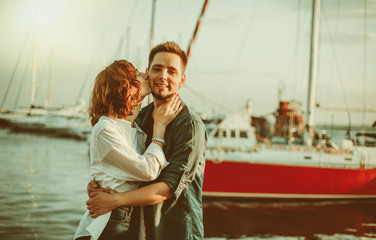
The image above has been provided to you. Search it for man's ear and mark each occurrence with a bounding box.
[179,74,186,87]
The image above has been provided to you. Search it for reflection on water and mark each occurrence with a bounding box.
[203,199,376,239]
[0,129,91,240]
[0,128,375,240]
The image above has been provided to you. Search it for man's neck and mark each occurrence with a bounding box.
[153,98,165,108]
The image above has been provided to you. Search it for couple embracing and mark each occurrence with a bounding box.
[74,42,207,240]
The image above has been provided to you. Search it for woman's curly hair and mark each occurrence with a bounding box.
[88,60,142,126]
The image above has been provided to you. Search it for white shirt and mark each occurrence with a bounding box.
[74,116,168,240]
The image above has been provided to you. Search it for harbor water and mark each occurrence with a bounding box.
[0,128,376,240]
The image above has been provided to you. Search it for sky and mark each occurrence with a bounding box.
[0,0,375,126]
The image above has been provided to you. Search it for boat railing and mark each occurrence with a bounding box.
[254,143,353,155]
[206,143,376,169]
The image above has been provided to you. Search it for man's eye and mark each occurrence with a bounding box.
[169,70,176,74]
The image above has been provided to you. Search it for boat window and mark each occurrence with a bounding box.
[213,130,219,138]
[231,130,236,138]
[240,131,248,138]
[223,130,227,137]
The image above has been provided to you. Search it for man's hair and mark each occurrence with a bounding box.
[88,60,141,126]
[148,41,188,73]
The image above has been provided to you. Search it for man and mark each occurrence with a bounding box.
[87,41,207,240]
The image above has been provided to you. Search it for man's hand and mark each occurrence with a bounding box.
[86,191,119,218]
[87,179,110,198]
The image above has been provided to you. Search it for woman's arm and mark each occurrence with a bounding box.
[86,182,173,218]
[95,94,183,182]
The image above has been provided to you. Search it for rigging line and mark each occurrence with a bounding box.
[76,49,99,105]
[111,35,125,61]
[183,85,217,111]
[325,0,341,116]
[34,54,50,102]
[184,1,205,96]
[188,48,202,91]
[233,4,259,69]
[121,0,140,59]
[14,52,33,109]
[127,0,140,27]
[183,84,231,113]
[323,0,341,126]
[124,27,131,60]
[295,0,316,103]
[184,0,210,109]
[187,0,209,61]
[292,0,302,100]
[1,20,33,109]
[178,0,189,45]
[282,0,310,96]
[321,1,351,128]
[225,3,258,111]
[75,27,105,105]
[361,0,367,132]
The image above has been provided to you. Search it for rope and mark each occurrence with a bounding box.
[1,20,33,109]
[322,1,351,134]
[187,0,209,61]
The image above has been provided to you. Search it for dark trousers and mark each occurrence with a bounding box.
[98,206,139,240]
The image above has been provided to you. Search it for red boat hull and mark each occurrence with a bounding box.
[203,160,376,199]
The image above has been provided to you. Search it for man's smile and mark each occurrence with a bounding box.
[155,83,169,90]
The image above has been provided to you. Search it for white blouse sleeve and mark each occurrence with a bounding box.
[95,124,168,182]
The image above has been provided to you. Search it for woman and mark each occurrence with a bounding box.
[74,60,182,240]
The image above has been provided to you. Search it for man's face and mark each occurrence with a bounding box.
[147,52,186,100]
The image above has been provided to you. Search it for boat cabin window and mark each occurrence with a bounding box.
[213,130,226,138]
[213,130,219,138]
[231,130,236,138]
[240,131,248,138]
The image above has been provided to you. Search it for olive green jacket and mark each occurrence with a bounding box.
[135,102,207,240]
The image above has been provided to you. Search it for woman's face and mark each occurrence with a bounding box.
[136,70,151,98]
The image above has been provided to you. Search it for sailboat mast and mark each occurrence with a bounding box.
[149,0,156,52]
[361,0,367,145]
[305,0,321,146]
[47,50,53,109]
[31,13,39,109]
[187,0,209,61]
[147,0,156,104]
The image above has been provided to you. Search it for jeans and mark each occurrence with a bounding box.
[98,206,136,240]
